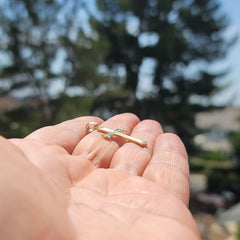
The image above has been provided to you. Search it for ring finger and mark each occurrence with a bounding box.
[110,120,163,175]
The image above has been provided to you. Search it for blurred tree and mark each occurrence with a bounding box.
[90,0,232,153]
[0,0,62,99]
[0,95,94,138]
[0,0,234,149]
[0,0,112,129]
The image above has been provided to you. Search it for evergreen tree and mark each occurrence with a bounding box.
[90,0,232,153]
[0,0,62,99]
[0,0,110,126]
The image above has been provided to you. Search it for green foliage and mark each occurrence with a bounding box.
[228,113,240,163]
[237,224,240,240]
[205,168,240,191]
[229,131,240,161]
[190,157,240,191]
[51,95,93,123]
[198,150,226,162]
[190,157,234,172]
[0,107,43,138]
[0,95,94,138]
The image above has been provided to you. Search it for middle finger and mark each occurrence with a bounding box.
[72,113,140,168]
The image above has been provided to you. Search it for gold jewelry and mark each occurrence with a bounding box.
[86,122,147,147]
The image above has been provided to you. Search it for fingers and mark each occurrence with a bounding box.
[143,133,190,206]
[25,116,103,153]
[72,113,140,168]
[15,112,190,207]
[110,120,163,175]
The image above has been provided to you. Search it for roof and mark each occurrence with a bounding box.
[195,106,240,132]
[0,97,20,114]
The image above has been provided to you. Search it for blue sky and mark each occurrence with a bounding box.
[213,0,240,107]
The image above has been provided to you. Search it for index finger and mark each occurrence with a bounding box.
[24,116,103,153]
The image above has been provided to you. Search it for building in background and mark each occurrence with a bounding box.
[194,106,240,155]
[0,97,20,114]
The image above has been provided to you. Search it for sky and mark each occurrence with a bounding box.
[213,0,240,107]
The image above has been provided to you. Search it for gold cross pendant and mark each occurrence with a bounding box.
[86,122,147,147]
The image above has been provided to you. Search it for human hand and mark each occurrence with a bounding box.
[0,113,200,239]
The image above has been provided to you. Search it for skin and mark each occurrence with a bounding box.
[0,113,201,240]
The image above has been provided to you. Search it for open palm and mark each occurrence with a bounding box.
[1,113,200,239]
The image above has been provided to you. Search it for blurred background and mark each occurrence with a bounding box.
[0,0,239,239]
